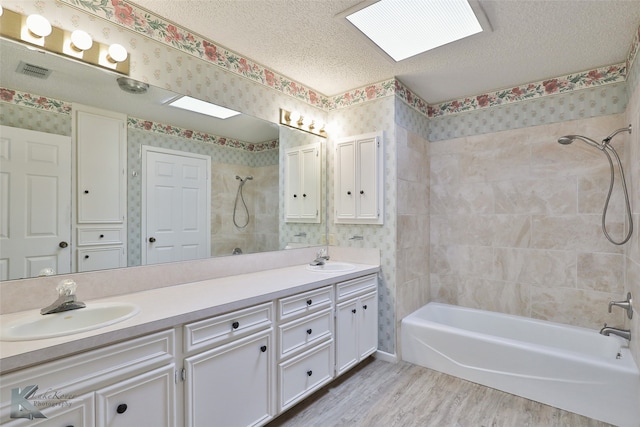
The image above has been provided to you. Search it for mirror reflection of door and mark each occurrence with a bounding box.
[142,146,211,265]
[0,125,71,279]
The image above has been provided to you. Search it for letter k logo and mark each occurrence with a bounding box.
[10,385,46,419]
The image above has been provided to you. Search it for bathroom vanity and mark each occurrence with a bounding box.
[0,260,379,426]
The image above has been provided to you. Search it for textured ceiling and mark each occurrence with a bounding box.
[131,0,640,104]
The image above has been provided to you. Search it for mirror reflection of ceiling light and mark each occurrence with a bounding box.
[168,96,241,119]
[344,0,488,62]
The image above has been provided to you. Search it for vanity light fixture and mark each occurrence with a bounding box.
[0,6,130,75]
[168,96,241,119]
[26,14,52,38]
[70,30,93,52]
[107,43,128,63]
[280,109,327,138]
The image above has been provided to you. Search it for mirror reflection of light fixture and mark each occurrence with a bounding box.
[279,108,327,138]
[26,14,52,38]
[70,30,93,51]
[107,43,128,63]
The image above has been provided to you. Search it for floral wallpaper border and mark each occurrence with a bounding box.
[0,87,277,152]
[0,87,72,115]
[37,2,640,118]
[128,117,278,152]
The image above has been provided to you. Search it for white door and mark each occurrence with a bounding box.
[142,147,210,265]
[0,126,71,280]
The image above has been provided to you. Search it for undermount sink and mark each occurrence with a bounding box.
[0,302,140,341]
[306,262,356,273]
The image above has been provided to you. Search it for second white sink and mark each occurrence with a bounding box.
[306,262,356,273]
[0,302,140,341]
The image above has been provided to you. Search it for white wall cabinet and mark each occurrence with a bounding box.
[284,143,321,223]
[335,275,379,376]
[334,131,384,224]
[73,104,127,272]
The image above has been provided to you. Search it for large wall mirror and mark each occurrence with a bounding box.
[0,37,326,280]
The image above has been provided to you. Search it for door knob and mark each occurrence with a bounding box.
[59,241,68,248]
[149,237,156,243]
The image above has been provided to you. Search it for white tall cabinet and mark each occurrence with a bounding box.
[334,131,383,224]
[284,143,321,223]
[73,104,127,272]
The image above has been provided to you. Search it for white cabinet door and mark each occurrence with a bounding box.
[284,144,320,223]
[77,246,125,272]
[334,140,356,221]
[184,330,274,427]
[0,126,72,279]
[75,108,126,224]
[358,291,378,359]
[334,132,383,224]
[95,365,176,427]
[335,299,358,375]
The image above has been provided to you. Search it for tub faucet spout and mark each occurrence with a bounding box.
[600,324,631,341]
[608,292,633,319]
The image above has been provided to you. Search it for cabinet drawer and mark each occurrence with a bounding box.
[279,339,334,411]
[278,286,333,321]
[279,307,333,359]
[336,274,377,302]
[184,302,273,353]
[77,228,123,245]
[77,247,124,272]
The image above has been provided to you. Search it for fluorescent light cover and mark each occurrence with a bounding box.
[346,0,483,62]
[168,96,241,119]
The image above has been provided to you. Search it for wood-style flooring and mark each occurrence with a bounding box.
[266,358,613,427]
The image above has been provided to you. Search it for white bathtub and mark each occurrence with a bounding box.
[401,303,640,427]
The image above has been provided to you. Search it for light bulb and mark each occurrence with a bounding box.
[26,14,52,38]
[107,43,127,63]
[71,30,93,51]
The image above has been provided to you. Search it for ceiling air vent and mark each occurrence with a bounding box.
[16,61,52,79]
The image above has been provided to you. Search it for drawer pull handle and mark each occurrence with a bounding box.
[306,370,313,377]
[116,403,128,414]
[360,190,365,195]
[232,321,240,329]
[306,299,312,306]
[306,328,312,335]
[84,190,89,194]
[260,345,267,352]
[363,305,368,310]
[84,255,90,259]
[352,309,357,314]
[99,234,104,238]
[347,191,351,195]
[293,194,297,198]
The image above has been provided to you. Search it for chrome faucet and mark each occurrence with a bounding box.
[600,324,631,341]
[608,292,633,319]
[309,248,330,266]
[41,279,86,315]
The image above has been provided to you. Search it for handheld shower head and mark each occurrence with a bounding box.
[557,135,603,149]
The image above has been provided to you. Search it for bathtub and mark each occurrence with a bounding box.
[401,303,640,427]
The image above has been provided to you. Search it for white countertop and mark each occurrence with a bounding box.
[0,262,379,374]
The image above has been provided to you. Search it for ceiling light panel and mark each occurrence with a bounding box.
[346,0,483,62]
[168,96,241,119]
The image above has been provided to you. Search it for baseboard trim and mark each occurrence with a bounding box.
[373,350,398,363]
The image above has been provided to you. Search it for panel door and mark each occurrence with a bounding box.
[2,391,95,427]
[284,149,301,220]
[0,125,71,280]
[184,330,274,427]
[334,141,356,221]
[143,147,210,265]
[356,136,379,221]
[335,299,358,376]
[76,109,125,224]
[299,145,319,221]
[358,291,378,359]
[95,365,175,427]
